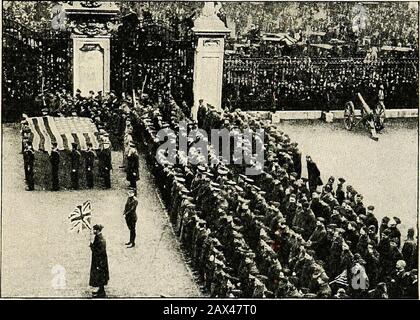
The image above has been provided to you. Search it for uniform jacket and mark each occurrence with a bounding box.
[24,149,35,172]
[50,149,60,169]
[71,149,81,171]
[124,196,138,224]
[98,148,112,172]
[126,151,140,181]
[85,149,96,170]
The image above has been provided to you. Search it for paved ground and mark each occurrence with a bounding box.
[278,118,418,237]
[1,124,201,298]
[1,119,417,297]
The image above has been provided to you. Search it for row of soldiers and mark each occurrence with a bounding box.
[21,88,145,191]
[129,92,417,298]
[21,120,112,191]
[22,140,112,191]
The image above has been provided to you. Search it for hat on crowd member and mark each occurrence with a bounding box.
[317,217,325,224]
[368,225,376,233]
[391,217,401,225]
[93,224,104,231]
[197,165,206,172]
[71,142,78,148]
[381,216,390,223]
[217,167,229,176]
[175,176,186,183]
[367,205,375,211]
[338,177,346,184]
[396,260,407,270]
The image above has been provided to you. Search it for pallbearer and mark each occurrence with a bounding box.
[71,142,81,190]
[23,142,35,191]
[85,142,96,189]
[50,142,60,191]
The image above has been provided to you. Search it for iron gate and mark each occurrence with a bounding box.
[111,14,195,106]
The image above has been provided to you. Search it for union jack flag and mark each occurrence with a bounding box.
[68,200,92,233]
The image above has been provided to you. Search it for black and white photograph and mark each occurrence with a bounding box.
[0,0,419,302]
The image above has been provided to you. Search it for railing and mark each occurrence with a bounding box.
[110,17,195,107]
[223,56,419,111]
[2,18,72,122]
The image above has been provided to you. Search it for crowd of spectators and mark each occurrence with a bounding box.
[223,57,418,111]
[127,91,418,298]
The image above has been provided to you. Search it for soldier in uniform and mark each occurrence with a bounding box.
[306,155,322,192]
[70,142,81,190]
[336,177,346,205]
[23,142,35,191]
[126,142,140,191]
[50,142,60,191]
[85,142,96,189]
[123,189,138,248]
[99,141,112,189]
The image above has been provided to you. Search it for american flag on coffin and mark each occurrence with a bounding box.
[69,200,92,233]
[25,116,100,152]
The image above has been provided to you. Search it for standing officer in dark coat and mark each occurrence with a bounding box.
[126,143,139,191]
[50,142,60,191]
[89,224,109,298]
[70,142,81,189]
[85,142,96,189]
[306,155,322,192]
[98,141,112,189]
[123,189,138,248]
[23,142,35,191]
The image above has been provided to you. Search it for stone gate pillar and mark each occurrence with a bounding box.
[192,2,230,120]
[63,1,119,96]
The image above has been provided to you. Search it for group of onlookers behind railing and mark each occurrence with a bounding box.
[223,57,418,111]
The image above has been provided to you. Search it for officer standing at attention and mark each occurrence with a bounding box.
[123,188,138,248]
[85,142,96,189]
[71,142,81,189]
[23,142,35,191]
[126,142,139,191]
[50,142,60,191]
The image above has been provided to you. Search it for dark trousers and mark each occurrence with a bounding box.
[24,166,28,181]
[126,221,136,244]
[52,168,59,191]
[26,169,34,190]
[129,177,137,190]
[86,169,93,189]
[102,170,111,189]
[71,170,79,189]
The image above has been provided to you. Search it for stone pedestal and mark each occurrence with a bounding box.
[73,37,111,96]
[192,3,230,120]
[63,1,119,96]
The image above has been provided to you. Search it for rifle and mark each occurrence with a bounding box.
[41,76,46,107]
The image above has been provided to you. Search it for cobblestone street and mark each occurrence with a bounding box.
[1,124,202,298]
